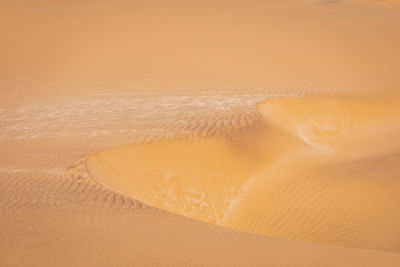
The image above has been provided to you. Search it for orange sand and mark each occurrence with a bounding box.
[1,0,400,266]
[87,96,400,251]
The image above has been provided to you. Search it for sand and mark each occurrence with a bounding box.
[87,96,400,252]
[1,0,400,266]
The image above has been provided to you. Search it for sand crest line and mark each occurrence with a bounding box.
[1,94,301,141]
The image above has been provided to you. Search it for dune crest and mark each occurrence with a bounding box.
[257,97,400,149]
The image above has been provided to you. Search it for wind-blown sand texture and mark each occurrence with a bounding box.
[87,96,400,251]
[1,0,400,266]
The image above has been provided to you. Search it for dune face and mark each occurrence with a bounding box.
[86,119,304,224]
[221,97,400,251]
[87,96,400,251]
[2,0,400,266]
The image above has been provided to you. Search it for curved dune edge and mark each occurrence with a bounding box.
[86,95,400,252]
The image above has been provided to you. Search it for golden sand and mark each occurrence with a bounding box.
[1,0,400,266]
[87,96,400,251]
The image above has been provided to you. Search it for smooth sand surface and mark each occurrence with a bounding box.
[1,0,400,266]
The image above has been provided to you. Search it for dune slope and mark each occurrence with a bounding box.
[87,96,400,252]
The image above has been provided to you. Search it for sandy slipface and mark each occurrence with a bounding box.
[1,0,400,266]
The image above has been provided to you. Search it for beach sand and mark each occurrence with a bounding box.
[1,0,400,266]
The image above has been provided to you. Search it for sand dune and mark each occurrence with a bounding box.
[4,94,400,266]
[2,0,400,265]
[1,94,400,267]
[87,96,400,252]
[223,97,400,251]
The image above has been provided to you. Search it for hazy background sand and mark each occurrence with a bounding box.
[1,0,400,266]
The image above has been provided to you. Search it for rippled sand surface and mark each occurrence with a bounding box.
[88,96,400,251]
[2,0,400,266]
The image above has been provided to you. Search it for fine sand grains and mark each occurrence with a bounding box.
[2,0,400,265]
[2,94,400,266]
[87,96,400,252]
